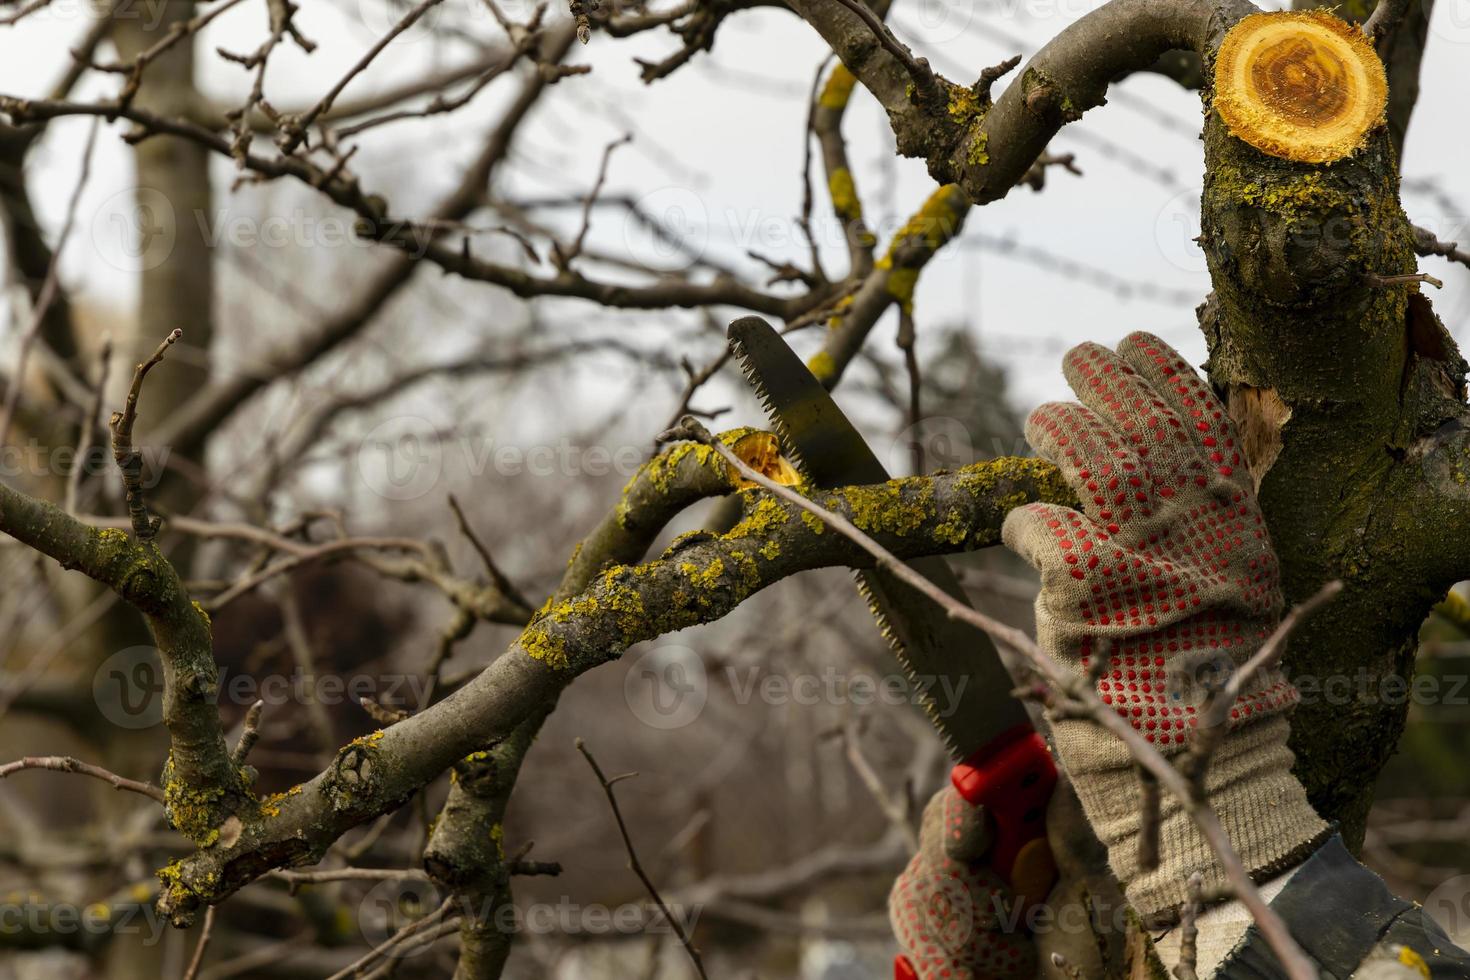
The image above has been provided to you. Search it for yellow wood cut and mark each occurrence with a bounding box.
[1213,10,1387,164]
[727,430,799,489]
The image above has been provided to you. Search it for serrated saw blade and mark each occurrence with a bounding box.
[727,316,1029,760]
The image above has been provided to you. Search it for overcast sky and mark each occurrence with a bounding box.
[2,0,1466,412]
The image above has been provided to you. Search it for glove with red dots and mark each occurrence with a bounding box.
[1001,333,1329,924]
[889,785,1037,980]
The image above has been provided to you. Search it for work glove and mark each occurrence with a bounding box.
[1001,332,1329,922]
[889,785,1037,980]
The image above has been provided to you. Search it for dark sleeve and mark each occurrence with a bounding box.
[1219,835,1470,979]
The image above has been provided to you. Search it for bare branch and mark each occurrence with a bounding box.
[109,328,182,542]
[578,738,709,980]
[0,755,166,803]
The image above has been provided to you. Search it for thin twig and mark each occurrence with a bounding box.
[277,0,448,153]
[555,132,633,269]
[1138,766,1161,872]
[272,867,431,888]
[0,0,59,27]
[231,700,266,766]
[1366,270,1443,289]
[843,720,919,850]
[895,308,923,473]
[447,493,532,610]
[109,328,182,541]
[65,336,112,515]
[181,906,217,980]
[1412,224,1470,271]
[322,896,456,980]
[577,738,709,980]
[1183,582,1343,794]
[827,0,937,100]
[1174,872,1203,980]
[0,755,166,803]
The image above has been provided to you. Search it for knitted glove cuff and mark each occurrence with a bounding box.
[1055,713,1330,924]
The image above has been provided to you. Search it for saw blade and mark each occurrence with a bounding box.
[727,316,1030,760]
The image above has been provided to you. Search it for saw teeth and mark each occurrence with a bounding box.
[853,571,963,759]
[733,331,957,756]
[730,336,810,476]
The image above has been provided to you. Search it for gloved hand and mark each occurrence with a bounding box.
[1001,333,1329,922]
[889,785,1036,980]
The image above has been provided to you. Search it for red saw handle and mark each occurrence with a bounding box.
[951,723,1056,886]
[893,726,1057,980]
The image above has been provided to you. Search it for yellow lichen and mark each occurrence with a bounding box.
[828,168,861,221]
[161,751,231,846]
[521,566,651,669]
[874,185,968,314]
[946,84,982,124]
[967,130,990,167]
[1236,169,1343,214]
[883,185,967,257]
[839,480,935,536]
[97,527,130,548]
[826,293,854,330]
[818,64,857,109]
[348,730,385,749]
[615,442,721,528]
[259,792,285,818]
[807,351,836,382]
[727,494,793,539]
[886,268,920,313]
[681,557,725,590]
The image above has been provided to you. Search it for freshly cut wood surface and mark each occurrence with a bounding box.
[1214,10,1387,164]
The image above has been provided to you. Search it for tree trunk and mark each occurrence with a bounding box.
[1197,22,1468,845]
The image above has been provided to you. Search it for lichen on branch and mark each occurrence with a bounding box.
[147,454,1074,923]
[0,479,246,846]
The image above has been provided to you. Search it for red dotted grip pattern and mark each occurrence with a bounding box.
[1011,334,1293,747]
[950,724,1056,884]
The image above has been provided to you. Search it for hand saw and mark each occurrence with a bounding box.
[727,315,1057,904]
